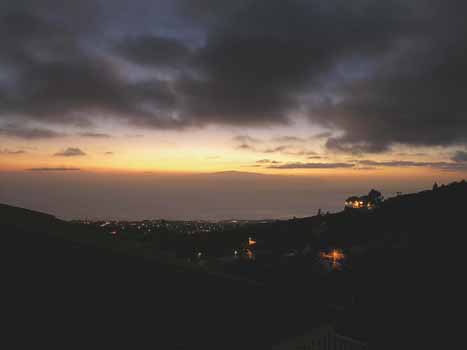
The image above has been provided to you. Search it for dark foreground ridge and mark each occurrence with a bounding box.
[3,180,464,349]
[2,204,323,349]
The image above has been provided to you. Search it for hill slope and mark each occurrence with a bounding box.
[1,204,322,349]
[3,180,462,349]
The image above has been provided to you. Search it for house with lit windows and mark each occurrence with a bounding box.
[345,189,383,211]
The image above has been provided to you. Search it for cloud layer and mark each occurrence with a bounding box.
[1,0,466,154]
[0,125,65,139]
[27,167,81,171]
[269,162,355,169]
[54,147,86,157]
[0,148,26,155]
[452,151,467,163]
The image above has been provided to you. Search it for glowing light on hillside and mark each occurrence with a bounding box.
[320,249,345,262]
[245,248,255,261]
[320,249,345,270]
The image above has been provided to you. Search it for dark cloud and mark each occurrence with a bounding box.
[171,0,413,128]
[314,1,467,152]
[269,162,354,169]
[359,160,434,167]
[0,125,65,139]
[27,167,81,171]
[236,143,256,151]
[54,147,87,157]
[233,135,262,144]
[313,131,333,139]
[3,55,178,128]
[177,0,467,149]
[269,159,467,171]
[452,151,467,163]
[395,152,427,157]
[272,136,306,143]
[104,151,114,156]
[325,138,389,154]
[0,1,101,31]
[0,148,26,155]
[100,0,415,129]
[176,0,250,25]
[0,9,179,129]
[284,149,318,157]
[1,0,466,152]
[116,35,193,68]
[358,159,467,171]
[233,135,263,152]
[256,159,281,164]
[242,164,263,168]
[234,136,318,156]
[263,146,317,156]
[263,146,289,154]
[78,132,112,138]
[0,11,79,66]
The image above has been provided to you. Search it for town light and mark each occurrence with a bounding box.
[320,249,345,263]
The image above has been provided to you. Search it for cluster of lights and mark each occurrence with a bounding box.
[344,200,365,209]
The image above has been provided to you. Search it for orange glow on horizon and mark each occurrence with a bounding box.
[1,127,466,178]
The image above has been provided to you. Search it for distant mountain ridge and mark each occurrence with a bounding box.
[208,170,264,176]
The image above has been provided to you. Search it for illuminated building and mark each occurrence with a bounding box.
[345,189,383,211]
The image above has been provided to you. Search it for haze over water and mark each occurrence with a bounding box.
[0,170,455,220]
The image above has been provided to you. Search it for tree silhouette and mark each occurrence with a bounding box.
[368,189,383,205]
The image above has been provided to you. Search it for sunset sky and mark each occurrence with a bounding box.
[1,0,467,219]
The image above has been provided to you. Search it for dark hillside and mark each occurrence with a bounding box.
[0,203,58,231]
[3,180,462,349]
[1,204,322,349]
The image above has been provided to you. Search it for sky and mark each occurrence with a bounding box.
[1,0,467,219]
